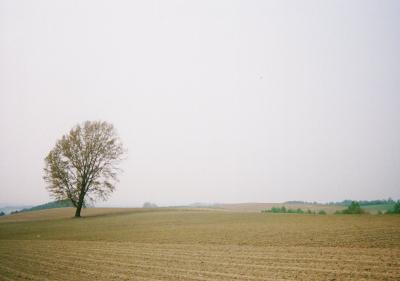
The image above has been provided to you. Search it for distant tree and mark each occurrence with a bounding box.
[393,201,400,213]
[335,201,365,214]
[347,201,364,214]
[0,211,5,216]
[143,202,158,208]
[43,121,125,217]
[386,201,400,214]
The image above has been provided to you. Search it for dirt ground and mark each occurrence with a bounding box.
[0,208,399,280]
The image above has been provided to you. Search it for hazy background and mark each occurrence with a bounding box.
[1,0,399,206]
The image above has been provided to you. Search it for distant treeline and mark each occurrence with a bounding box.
[284,201,320,205]
[262,206,326,215]
[331,199,397,206]
[335,201,400,214]
[10,200,74,214]
[264,201,400,215]
[285,199,397,206]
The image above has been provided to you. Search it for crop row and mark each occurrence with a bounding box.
[1,240,399,281]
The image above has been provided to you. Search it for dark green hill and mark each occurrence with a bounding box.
[11,200,73,214]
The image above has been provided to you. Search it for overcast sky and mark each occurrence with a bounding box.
[1,0,399,206]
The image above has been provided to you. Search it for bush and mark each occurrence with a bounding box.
[267,207,287,213]
[318,210,327,215]
[335,201,365,214]
[261,207,323,215]
[386,201,400,214]
[262,206,282,213]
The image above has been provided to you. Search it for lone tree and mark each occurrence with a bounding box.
[44,121,125,217]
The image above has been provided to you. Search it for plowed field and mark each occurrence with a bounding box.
[0,208,399,280]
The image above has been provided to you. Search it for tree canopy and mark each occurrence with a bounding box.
[43,121,125,217]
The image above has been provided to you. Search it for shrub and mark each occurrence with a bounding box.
[261,207,322,215]
[386,201,400,214]
[335,201,365,214]
[262,206,287,213]
[318,210,327,215]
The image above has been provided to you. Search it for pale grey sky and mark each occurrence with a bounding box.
[1,0,399,206]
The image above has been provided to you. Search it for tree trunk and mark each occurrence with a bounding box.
[74,202,83,217]
[74,188,86,218]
